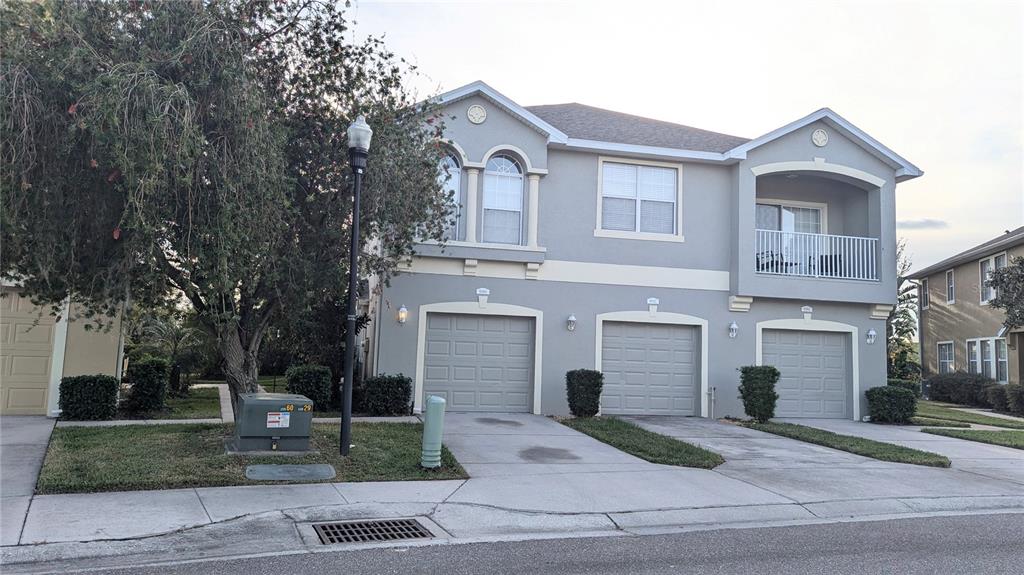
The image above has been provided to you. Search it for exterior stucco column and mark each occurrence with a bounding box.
[527,174,540,248]
[464,168,480,243]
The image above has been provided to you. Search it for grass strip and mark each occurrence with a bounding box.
[915,401,1024,430]
[561,416,723,469]
[909,417,970,428]
[921,428,1024,450]
[747,421,950,467]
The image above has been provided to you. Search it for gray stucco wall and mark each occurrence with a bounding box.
[442,95,549,171]
[756,174,870,237]
[376,272,887,419]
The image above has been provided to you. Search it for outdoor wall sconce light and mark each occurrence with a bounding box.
[866,329,877,345]
[728,322,739,339]
[397,305,408,324]
[567,314,577,332]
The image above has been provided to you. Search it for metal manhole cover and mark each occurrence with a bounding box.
[312,518,433,544]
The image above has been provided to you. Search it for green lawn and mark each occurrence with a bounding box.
[560,416,724,469]
[921,428,1024,450]
[748,421,950,467]
[117,387,222,420]
[37,422,466,494]
[916,401,1024,430]
[909,416,970,428]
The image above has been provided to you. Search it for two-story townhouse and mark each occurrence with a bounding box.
[365,81,922,421]
[909,226,1024,386]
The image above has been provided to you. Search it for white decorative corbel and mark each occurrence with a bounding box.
[463,258,478,276]
[525,262,540,279]
[729,295,753,312]
[869,304,893,320]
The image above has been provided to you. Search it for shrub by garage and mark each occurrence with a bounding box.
[59,375,120,420]
[866,386,917,424]
[887,378,921,398]
[285,364,332,410]
[361,374,412,416]
[123,357,169,414]
[566,369,603,417]
[738,365,780,423]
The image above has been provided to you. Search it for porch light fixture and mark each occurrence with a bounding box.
[866,329,877,345]
[397,305,408,324]
[567,314,577,332]
[728,322,739,339]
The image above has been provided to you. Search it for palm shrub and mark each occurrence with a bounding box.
[566,369,603,417]
[123,357,169,414]
[866,386,916,423]
[285,365,332,410]
[738,366,780,423]
[59,375,119,420]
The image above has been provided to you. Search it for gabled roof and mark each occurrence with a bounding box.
[525,103,749,153]
[908,226,1024,279]
[434,81,568,144]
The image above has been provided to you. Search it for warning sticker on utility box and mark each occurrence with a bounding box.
[266,412,290,428]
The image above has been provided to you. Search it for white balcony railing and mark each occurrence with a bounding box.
[755,229,879,281]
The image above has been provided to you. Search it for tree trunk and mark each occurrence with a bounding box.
[219,328,261,415]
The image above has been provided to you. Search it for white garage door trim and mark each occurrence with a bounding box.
[46,298,70,417]
[755,318,860,421]
[595,311,709,417]
[414,301,543,414]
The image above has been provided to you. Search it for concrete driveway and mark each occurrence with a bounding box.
[1,416,55,546]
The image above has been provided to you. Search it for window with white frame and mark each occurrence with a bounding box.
[937,341,954,374]
[945,270,955,303]
[966,337,1008,382]
[600,161,678,235]
[440,154,462,240]
[755,203,823,234]
[482,155,523,244]
[920,278,929,310]
[980,253,1008,303]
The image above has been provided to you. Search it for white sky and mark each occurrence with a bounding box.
[351,0,1024,271]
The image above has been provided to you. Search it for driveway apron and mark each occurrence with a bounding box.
[1,416,54,546]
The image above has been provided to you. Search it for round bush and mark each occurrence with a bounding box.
[361,374,412,416]
[887,378,921,398]
[123,357,169,414]
[59,375,119,420]
[866,386,916,423]
[285,365,333,410]
[738,365,780,423]
[566,369,603,417]
[986,384,1009,413]
[1004,383,1024,415]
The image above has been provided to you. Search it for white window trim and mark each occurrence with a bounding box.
[936,341,955,374]
[965,340,979,374]
[979,251,1007,305]
[754,198,829,235]
[595,156,684,242]
[920,278,929,310]
[965,337,1008,382]
[482,155,525,246]
[945,269,955,304]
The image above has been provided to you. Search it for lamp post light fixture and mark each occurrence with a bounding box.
[866,329,877,345]
[728,322,739,339]
[566,314,577,332]
[397,305,409,324]
[341,115,373,457]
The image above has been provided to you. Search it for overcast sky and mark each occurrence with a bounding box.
[351,0,1023,271]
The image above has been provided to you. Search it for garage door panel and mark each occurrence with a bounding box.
[601,322,699,416]
[764,329,849,419]
[1,288,56,415]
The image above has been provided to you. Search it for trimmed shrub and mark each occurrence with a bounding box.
[926,372,995,406]
[123,357,169,414]
[887,378,921,398]
[285,365,332,410]
[986,384,1009,413]
[738,366,780,423]
[566,369,604,417]
[866,386,917,423]
[361,374,413,416]
[1005,383,1024,415]
[59,375,119,420]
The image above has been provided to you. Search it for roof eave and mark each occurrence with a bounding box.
[908,233,1024,279]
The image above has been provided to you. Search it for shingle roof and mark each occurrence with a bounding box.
[525,103,750,153]
[908,225,1024,279]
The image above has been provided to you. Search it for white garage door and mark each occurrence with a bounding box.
[423,313,533,412]
[1,288,57,415]
[762,329,849,418]
[601,322,699,416]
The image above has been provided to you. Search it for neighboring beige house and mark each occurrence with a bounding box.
[0,285,124,416]
[909,226,1024,385]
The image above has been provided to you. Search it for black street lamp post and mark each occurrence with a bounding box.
[342,116,372,456]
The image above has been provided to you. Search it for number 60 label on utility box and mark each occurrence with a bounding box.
[266,412,290,429]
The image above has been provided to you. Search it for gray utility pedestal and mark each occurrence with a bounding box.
[232,393,314,452]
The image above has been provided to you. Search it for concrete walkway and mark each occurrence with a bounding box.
[0,416,54,546]
[950,407,1024,423]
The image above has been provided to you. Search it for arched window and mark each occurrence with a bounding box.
[482,155,523,244]
[440,154,462,240]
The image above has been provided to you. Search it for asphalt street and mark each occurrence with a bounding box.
[69,512,1024,575]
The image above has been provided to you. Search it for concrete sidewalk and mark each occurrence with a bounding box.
[1,416,54,547]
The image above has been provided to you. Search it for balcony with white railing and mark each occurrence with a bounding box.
[754,229,879,281]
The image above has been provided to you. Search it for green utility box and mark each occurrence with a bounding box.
[232,393,314,452]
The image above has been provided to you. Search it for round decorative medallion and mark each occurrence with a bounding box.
[467,104,487,124]
[811,128,829,147]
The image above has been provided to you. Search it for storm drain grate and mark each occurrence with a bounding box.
[312,518,433,544]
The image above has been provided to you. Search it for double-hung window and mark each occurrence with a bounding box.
[440,154,462,240]
[482,155,523,244]
[945,270,955,303]
[937,342,954,374]
[920,278,930,310]
[980,253,1007,304]
[599,160,679,237]
[966,337,1008,382]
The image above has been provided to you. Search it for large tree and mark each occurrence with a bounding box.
[1,0,452,406]
[989,255,1024,331]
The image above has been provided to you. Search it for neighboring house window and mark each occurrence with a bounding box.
[980,253,1008,304]
[482,155,523,244]
[755,203,824,234]
[937,342,954,374]
[920,279,929,310]
[599,159,679,236]
[966,337,1008,382]
[945,270,955,303]
[440,154,462,240]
